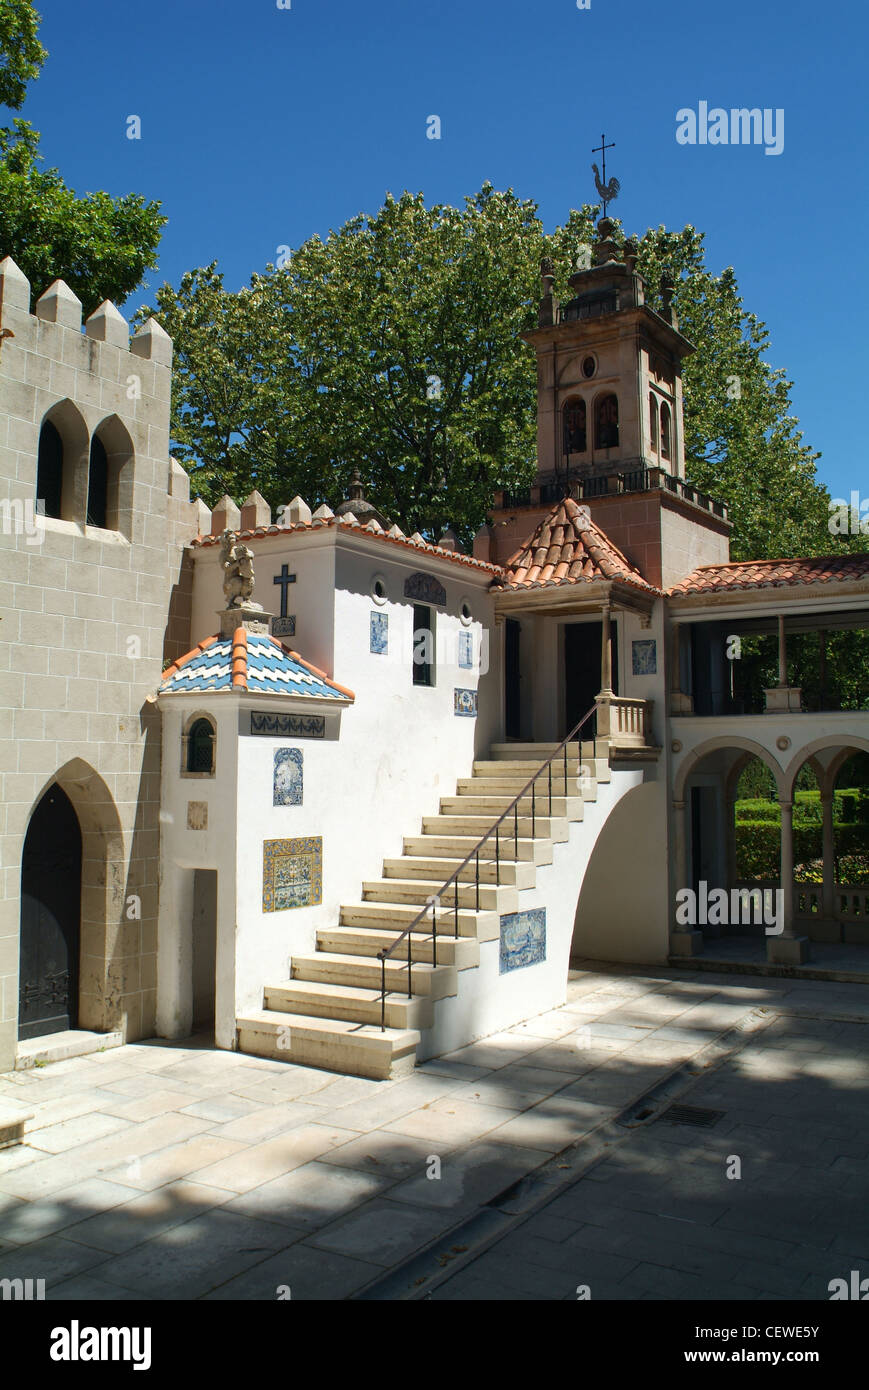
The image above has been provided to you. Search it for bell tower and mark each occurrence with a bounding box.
[528,217,694,495]
[481,210,732,589]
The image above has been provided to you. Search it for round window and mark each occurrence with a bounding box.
[582,355,596,379]
[371,575,388,605]
[460,601,472,626]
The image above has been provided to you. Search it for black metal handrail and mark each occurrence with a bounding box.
[375,703,600,1031]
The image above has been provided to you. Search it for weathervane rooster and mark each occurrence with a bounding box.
[591,133,619,217]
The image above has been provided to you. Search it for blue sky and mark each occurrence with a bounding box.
[23,0,869,500]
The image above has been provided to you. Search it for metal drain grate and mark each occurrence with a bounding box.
[660,1104,724,1129]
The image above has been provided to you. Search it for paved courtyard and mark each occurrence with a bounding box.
[0,963,867,1300]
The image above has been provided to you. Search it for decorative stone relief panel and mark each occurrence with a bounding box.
[499,908,546,973]
[272,616,296,638]
[263,836,323,911]
[251,711,325,738]
[454,687,477,717]
[370,611,388,655]
[186,801,208,830]
[273,748,303,806]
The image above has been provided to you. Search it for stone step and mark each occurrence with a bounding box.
[263,979,434,1031]
[421,812,569,843]
[362,878,519,913]
[457,775,596,799]
[292,950,458,1000]
[236,1009,419,1081]
[340,900,499,940]
[0,1102,32,1150]
[382,856,537,889]
[439,793,584,821]
[318,926,481,969]
[473,757,611,783]
[489,739,608,759]
[402,834,553,865]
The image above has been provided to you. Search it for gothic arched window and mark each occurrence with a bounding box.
[649,393,659,453]
[36,420,64,519]
[185,718,216,775]
[660,402,672,461]
[595,394,619,449]
[87,435,109,528]
[563,398,586,455]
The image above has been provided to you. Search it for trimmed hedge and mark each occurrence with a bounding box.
[735,820,869,880]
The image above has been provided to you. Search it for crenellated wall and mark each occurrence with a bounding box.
[0,256,200,1070]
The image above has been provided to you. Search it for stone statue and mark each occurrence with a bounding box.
[220,530,258,609]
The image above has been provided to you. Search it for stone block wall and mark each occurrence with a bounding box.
[0,256,199,1071]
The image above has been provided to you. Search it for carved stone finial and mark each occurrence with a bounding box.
[623,235,639,272]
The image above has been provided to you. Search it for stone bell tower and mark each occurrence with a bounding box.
[529,217,693,493]
[482,216,732,590]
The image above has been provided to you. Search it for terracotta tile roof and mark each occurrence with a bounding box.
[191,515,501,576]
[493,496,658,593]
[670,554,869,595]
[160,630,355,700]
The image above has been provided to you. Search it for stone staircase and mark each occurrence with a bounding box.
[236,740,611,1079]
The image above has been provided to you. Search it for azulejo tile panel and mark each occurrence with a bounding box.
[251,711,325,738]
[404,572,447,606]
[263,836,322,912]
[273,748,303,806]
[370,611,388,655]
[499,908,546,973]
[454,687,477,717]
[458,630,474,669]
[632,638,657,676]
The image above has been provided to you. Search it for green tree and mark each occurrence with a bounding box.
[0,1,165,315]
[141,185,834,560]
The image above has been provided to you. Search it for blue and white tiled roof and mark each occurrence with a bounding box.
[160,631,354,700]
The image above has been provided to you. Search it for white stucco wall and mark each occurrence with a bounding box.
[159,529,505,1044]
[418,767,643,1056]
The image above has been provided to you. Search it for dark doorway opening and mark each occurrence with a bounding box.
[192,869,217,1036]
[564,620,618,738]
[505,619,521,738]
[19,784,82,1039]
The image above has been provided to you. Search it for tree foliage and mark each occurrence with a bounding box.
[0,1,165,315]
[139,184,835,565]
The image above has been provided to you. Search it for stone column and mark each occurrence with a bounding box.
[821,789,838,938]
[670,797,703,955]
[777,613,787,687]
[600,603,613,694]
[767,798,809,963]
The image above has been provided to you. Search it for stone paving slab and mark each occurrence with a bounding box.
[1,963,867,1300]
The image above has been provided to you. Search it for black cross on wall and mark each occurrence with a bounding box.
[273,564,296,618]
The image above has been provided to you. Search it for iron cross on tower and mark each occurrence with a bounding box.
[591,133,620,218]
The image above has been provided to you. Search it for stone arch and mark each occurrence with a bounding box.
[25,759,128,1037]
[782,735,869,799]
[37,399,90,524]
[89,414,135,538]
[674,736,787,803]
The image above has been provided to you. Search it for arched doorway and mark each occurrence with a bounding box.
[19,784,82,1039]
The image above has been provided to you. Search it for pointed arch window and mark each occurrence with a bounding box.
[562,398,587,455]
[649,393,659,453]
[595,394,619,449]
[36,420,64,519]
[87,435,109,528]
[660,402,672,462]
